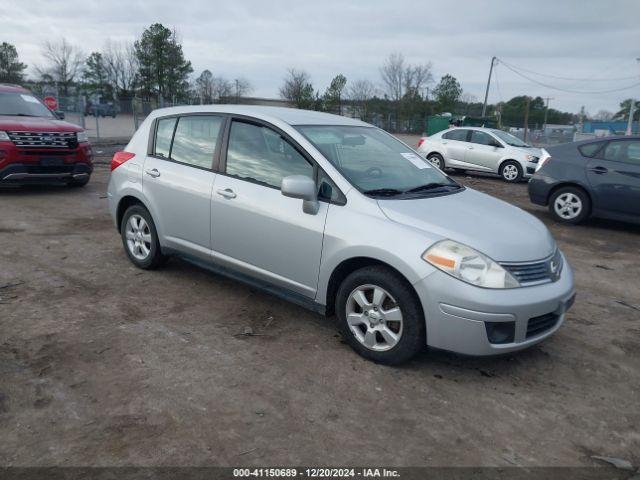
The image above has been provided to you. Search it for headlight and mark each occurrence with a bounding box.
[422,239,520,289]
[0,131,10,141]
[76,131,89,143]
[525,154,539,163]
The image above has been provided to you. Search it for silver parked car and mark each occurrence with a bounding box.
[107,106,575,365]
[416,127,545,182]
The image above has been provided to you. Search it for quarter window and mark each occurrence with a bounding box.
[578,141,604,158]
[442,129,469,141]
[170,115,223,168]
[225,121,313,189]
[154,117,177,158]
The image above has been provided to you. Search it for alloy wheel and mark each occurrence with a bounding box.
[428,156,443,169]
[345,284,403,352]
[554,192,582,220]
[125,214,153,260]
[502,164,520,181]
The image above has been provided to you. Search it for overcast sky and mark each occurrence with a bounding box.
[2,0,639,114]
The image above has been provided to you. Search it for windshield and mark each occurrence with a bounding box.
[0,92,55,118]
[296,125,460,198]
[491,129,530,147]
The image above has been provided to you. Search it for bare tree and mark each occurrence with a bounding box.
[212,77,233,100]
[233,78,253,100]
[195,69,214,103]
[37,38,84,95]
[380,53,404,101]
[347,79,377,103]
[593,109,614,121]
[103,40,138,98]
[380,53,433,101]
[279,68,315,108]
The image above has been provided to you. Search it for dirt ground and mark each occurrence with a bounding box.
[1,153,639,468]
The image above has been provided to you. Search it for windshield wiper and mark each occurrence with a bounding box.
[363,188,405,197]
[404,182,459,194]
[1,113,39,117]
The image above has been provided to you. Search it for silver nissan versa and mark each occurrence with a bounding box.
[107,106,575,365]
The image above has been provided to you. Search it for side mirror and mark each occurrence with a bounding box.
[281,175,319,215]
[492,141,503,148]
[55,110,65,120]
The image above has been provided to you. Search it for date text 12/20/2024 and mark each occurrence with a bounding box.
[233,468,400,478]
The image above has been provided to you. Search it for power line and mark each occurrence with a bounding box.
[499,61,640,94]
[497,58,639,82]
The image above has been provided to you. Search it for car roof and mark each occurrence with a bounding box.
[0,83,31,94]
[148,105,371,127]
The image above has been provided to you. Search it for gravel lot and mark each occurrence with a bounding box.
[1,151,639,468]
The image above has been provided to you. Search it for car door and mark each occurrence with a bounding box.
[210,119,329,298]
[440,129,470,165]
[142,114,225,260]
[467,130,504,171]
[586,139,640,218]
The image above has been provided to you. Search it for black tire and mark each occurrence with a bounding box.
[427,153,445,170]
[548,186,591,225]
[499,160,523,183]
[67,176,90,188]
[452,168,466,174]
[336,266,426,365]
[120,205,166,269]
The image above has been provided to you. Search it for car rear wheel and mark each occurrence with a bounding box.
[120,205,166,269]
[67,176,90,188]
[427,153,445,170]
[336,266,425,365]
[549,186,591,224]
[500,160,523,182]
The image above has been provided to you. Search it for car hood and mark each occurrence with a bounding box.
[0,115,82,132]
[377,188,555,262]
[514,145,543,158]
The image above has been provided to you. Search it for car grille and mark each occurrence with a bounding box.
[7,131,78,149]
[500,249,563,286]
[526,312,559,338]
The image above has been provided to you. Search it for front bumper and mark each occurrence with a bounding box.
[413,254,575,356]
[0,162,92,185]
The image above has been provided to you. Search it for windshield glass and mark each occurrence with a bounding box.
[491,129,530,147]
[296,125,460,197]
[0,92,55,118]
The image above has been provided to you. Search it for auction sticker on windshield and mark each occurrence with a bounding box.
[401,152,431,169]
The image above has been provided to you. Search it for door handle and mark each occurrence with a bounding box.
[589,166,608,174]
[145,168,160,178]
[216,188,237,199]
[467,146,474,149]
[442,141,448,145]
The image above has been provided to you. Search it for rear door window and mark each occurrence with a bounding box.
[154,117,177,158]
[170,115,224,169]
[602,140,640,166]
[578,141,604,158]
[442,129,469,141]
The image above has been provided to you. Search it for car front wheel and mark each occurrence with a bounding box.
[427,153,445,170]
[549,186,591,224]
[120,205,166,269]
[336,266,425,365]
[500,160,523,182]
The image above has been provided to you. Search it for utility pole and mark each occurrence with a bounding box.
[543,97,554,132]
[481,56,497,118]
[627,58,640,136]
[235,79,240,104]
[523,96,531,143]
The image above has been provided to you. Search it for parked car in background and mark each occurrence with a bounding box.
[85,101,117,118]
[0,84,93,187]
[108,106,574,365]
[416,127,544,182]
[529,136,640,225]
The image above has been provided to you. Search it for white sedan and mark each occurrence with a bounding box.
[416,127,544,182]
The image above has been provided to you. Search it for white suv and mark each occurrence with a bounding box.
[416,127,544,182]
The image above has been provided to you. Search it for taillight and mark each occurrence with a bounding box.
[111,151,135,171]
[417,137,427,148]
[536,155,551,172]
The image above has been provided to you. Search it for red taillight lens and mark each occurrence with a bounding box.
[417,137,426,148]
[111,151,135,171]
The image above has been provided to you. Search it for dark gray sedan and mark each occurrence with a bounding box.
[529,136,640,225]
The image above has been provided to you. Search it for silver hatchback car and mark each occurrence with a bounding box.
[416,127,545,182]
[107,106,575,365]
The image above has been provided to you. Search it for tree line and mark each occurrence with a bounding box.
[1,26,636,130]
